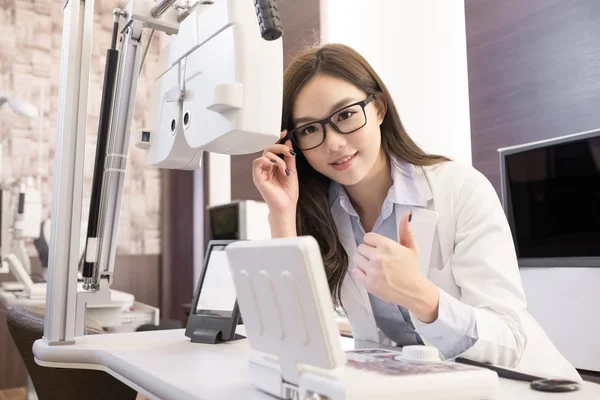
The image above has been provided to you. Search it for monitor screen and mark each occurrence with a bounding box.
[504,135,600,260]
[209,204,239,240]
[195,244,236,317]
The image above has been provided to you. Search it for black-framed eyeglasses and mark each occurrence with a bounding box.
[284,94,376,151]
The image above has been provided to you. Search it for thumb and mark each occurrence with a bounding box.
[399,211,417,252]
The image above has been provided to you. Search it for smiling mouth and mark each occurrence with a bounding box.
[330,152,358,170]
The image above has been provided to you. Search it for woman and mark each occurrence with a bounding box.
[252,43,579,380]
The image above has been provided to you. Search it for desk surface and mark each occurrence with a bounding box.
[33,329,600,400]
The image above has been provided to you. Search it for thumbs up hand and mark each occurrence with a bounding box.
[351,211,440,323]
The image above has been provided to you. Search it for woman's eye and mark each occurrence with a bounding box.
[300,125,318,135]
[337,111,355,121]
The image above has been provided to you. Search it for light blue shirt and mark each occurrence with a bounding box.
[329,161,478,359]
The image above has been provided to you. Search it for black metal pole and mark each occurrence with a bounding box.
[82,42,119,282]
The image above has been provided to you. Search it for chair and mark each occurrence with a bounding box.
[7,306,137,400]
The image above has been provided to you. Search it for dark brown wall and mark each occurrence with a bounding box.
[111,255,161,308]
[465,0,600,192]
[161,169,194,322]
[230,0,321,201]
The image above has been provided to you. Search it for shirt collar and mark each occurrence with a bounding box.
[328,157,432,212]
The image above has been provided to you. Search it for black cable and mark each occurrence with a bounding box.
[455,357,581,393]
[456,357,541,382]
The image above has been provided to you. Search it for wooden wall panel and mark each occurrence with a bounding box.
[465,0,600,192]
[110,255,161,308]
[160,169,194,322]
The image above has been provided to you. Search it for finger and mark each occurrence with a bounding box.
[352,253,373,275]
[363,231,395,249]
[399,211,417,252]
[252,157,276,181]
[279,129,288,141]
[263,143,297,163]
[357,243,377,261]
[253,156,275,171]
[351,265,368,286]
[351,255,378,292]
[263,143,295,155]
[263,152,289,176]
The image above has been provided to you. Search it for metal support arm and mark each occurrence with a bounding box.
[42,0,282,345]
[44,0,94,344]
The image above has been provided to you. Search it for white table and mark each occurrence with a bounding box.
[32,328,600,400]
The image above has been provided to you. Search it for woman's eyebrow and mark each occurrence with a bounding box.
[293,97,358,125]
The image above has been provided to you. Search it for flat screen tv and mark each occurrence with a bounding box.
[499,129,600,267]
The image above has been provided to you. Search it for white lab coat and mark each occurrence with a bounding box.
[333,161,581,381]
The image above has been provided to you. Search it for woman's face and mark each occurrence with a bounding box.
[292,73,385,186]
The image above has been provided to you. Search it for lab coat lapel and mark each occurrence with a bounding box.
[332,206,381,343]
[335,204,439,343]
[394,204,439,277]
[330,162,439,344]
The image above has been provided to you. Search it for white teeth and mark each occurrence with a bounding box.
[334,155,353,165]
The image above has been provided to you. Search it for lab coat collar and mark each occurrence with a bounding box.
[389,158,433,207]
[328,157,433,211]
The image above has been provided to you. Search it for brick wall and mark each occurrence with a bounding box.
[0,0,161,255]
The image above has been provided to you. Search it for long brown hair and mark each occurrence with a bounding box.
[282,43,449,306]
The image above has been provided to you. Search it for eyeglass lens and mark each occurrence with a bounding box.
[294,103,367,150]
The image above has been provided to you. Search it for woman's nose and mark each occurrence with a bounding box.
[324,125,347,152]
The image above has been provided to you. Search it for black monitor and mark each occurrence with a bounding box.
[499,129,600,267]
[185,240,243,343]
[208,202,239,240]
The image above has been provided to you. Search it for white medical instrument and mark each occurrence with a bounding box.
[225,237,500,400]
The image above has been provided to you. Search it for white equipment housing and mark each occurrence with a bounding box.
[14,177,42,241]
[225,237,499,400]
[143,0,282,169]
[0,177,43,277]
